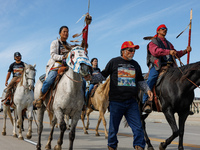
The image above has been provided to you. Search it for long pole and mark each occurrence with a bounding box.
[187,9,192,64]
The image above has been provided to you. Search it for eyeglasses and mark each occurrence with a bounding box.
[160,27,167,30]
[127,48,135,52]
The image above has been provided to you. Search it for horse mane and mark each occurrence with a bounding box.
[167,61,200,82]
[96,76,110,96]
[20,64,36,86]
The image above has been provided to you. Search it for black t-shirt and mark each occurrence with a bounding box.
[90,67,101,84]
[101,57,144,102]
[8,61,25,77]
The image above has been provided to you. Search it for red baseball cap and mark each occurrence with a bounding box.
[121,41,139,50]
[157,24,167,32]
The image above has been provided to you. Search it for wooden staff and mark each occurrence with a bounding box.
[187,9,192,64]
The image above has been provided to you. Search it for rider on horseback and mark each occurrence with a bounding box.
[34,26,71,108]
[3,52,25,107]
[142,24,192,114]
[85,58,101,108]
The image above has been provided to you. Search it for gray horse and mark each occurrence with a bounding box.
[34,46,91,150]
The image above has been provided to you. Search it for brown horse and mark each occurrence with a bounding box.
[81,77,110,138]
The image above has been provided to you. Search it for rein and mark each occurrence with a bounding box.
[173,55,200,89]
[64,73,83,83]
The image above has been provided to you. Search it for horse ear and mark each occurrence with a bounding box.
[24,63,28,68]
[33,64,36,68]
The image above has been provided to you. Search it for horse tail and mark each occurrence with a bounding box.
[7,107,13,125]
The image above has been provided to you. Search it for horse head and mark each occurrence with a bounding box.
[66,46,92,77]
[24,64,36,90]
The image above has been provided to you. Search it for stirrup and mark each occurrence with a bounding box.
[33,99,43,108]
[135,146,144,150]
[143,100,152,114]
[108,146,117,150]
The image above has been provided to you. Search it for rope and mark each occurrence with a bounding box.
[173,55,200,89]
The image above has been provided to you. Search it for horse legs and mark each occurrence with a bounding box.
[81,110,88,134]
[141,114,154,150]
[36,106,45,150]
[178,112,189,150]
[2,105,8,136]
[159,108,179,150]
[65,115,71,130]
[86,108,93,130]
[12,108,18,138]
[16,107,24,140]
[69,112,80,150]
[26,107,33,139]
[45,115,57,150]
[54,108,66,150]
[98,108,108,139]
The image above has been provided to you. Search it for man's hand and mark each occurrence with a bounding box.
[84,74,91,81]
[169,50,177,56]
[186,46,192,53]
[5,81,8,86]
[147,90,153,101]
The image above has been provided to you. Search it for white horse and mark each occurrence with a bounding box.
[2,64,36,140]
[34,46,91,150]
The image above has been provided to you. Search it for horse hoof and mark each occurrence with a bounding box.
[159,143,165,150]
[95,133,100,136]
[13,134,18,138]
[45,144,51,150]
[22,128,24,131]
[84,131,88,134]
[2,131,6,136]
[18,137,24,140]
[86,127,89,130]
[148,147,155,150]
[105,136,108,139]
[26,134,32,139]
[17,125,19,128]
[54,145,61,150]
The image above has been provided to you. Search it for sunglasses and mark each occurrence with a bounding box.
[127,48,135,52]
[160,27,167,30]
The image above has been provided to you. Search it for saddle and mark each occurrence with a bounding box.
[145,66,170,112]
[2,82,19,108]
[39,66,68,111]
[90,84,99,97]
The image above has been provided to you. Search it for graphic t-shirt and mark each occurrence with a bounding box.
[101,57,144,102]
[90,67,101,84]
[8,61,25,77]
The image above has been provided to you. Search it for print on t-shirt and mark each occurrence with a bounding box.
[13,66,24,77]
[118,64,136,87]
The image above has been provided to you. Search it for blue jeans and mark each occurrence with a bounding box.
[108,99,145,149]
[41,70,58,94]
[142,66,159,103]
[85,83,94,101]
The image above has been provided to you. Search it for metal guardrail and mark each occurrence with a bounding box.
[191,100,200,114]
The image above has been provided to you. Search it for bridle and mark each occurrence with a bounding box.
[173,55,200,89]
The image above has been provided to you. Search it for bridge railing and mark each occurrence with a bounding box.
[191,100,200,114]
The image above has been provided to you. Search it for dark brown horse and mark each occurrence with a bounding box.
[140,61,200,150]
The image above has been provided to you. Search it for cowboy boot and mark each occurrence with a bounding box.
[108,146,117,150]
[143,99,152,114]
[33,91,44,108]
[135,146,144,150]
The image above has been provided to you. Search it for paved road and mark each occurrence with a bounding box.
[0,111,200,150]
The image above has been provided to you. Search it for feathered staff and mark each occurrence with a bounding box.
[176,9,192,64]
[71,0,92,54]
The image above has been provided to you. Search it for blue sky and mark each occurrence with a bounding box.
[0,0,200,97]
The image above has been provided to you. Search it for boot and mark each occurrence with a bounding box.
[143,100,152,114]
[108,146,117,150]
[33,91,44,108]
[135,146,144,150]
